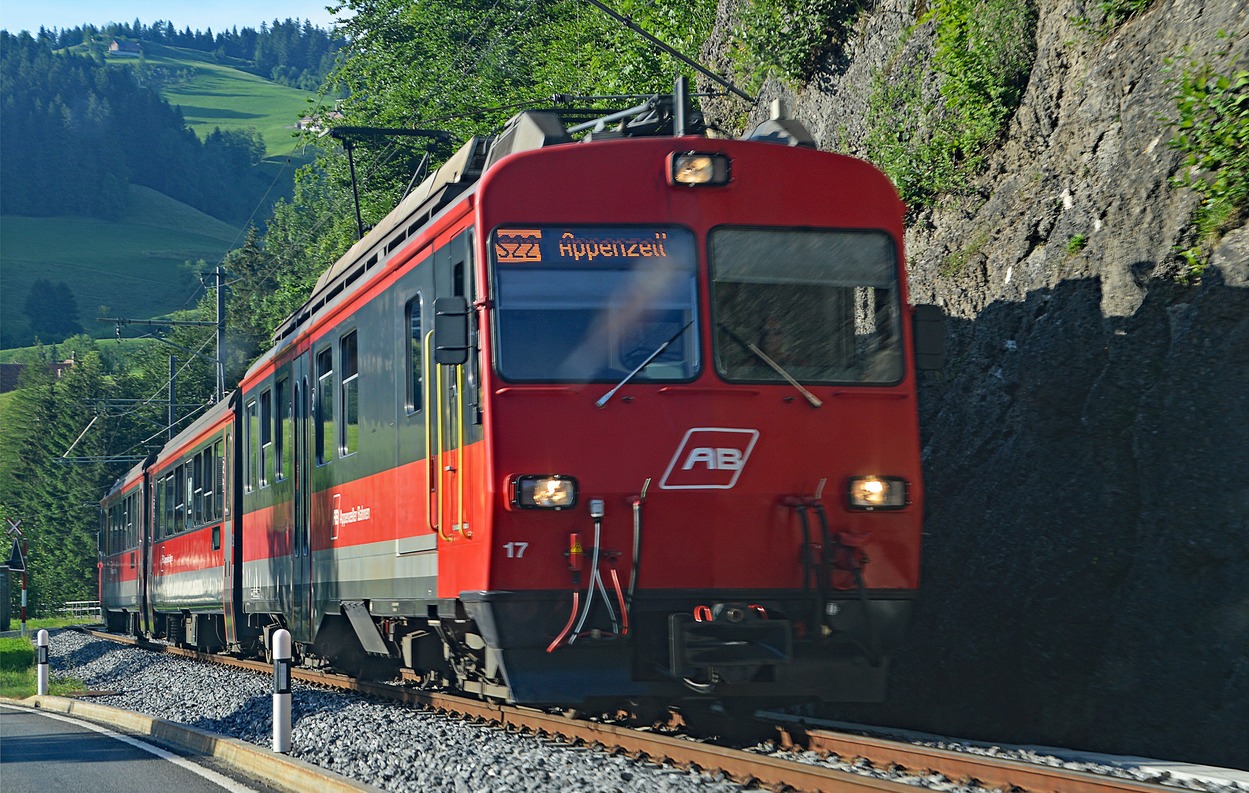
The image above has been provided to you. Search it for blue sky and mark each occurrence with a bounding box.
[0,1,341,35]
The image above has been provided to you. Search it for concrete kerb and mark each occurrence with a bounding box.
[5,695,381,793]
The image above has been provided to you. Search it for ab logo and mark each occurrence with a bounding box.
[659,428,759,490]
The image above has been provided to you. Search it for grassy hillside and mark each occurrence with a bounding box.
[1,186,240,345]
[114,42,320,159]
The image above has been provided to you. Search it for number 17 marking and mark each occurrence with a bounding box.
[503,542,529,559]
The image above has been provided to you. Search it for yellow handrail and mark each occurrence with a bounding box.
[424,331,451,541]
[456,364,470,538]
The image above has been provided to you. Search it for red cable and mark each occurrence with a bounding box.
[546,591,580,653]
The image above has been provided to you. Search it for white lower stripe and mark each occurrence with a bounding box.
[1,704,260,792]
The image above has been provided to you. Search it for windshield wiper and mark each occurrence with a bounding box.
[718,323,823,408]
[596,320,694,408]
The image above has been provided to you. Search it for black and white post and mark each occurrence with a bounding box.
[272,629,291,753]
[36,629,49,695]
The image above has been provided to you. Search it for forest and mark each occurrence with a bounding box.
[2,30,286,224]
[27,17,341,91]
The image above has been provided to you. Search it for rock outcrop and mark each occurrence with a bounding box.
[704,0,1248,767]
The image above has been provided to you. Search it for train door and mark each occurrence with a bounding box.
[433,230,476,539]
[221,427,238,646]
[139,477,151,636]
[291,353,313,643]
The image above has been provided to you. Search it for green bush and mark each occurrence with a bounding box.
[731,0,865,90]
[1166,40,1248,280]
[1074,0,1156,38]
[865,0,1038,209]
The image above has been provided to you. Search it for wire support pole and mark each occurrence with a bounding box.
[99,262,227,403]
[580,0,755,103]
[214,264,226,403]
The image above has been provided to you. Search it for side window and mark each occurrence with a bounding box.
[166,474,176,536]
[260,388,273,487]
[185,463,195,530]
[214,440,225,520]
[275,378,289,481]
[202,446,215,522]
[193,452,204,527]
[341,331,359,456]
[154,478,164,539]
[406,296,422,413]
[316,347,334,465]
[174,465,186,533]
[245,398,259,491]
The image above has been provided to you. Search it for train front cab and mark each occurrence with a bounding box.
[451,131,945,706]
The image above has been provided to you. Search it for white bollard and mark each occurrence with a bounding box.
[36,629,49,695]
[272,629,292,753]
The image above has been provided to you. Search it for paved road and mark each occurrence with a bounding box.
[0,704,262,793]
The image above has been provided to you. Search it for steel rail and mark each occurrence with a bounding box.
[80,630,1175,793]
[777,724,1180,793]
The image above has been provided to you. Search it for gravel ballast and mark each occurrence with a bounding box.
[41,630,1248,793]
[45,630,745,793]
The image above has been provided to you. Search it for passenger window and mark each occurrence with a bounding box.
[406,297,422,414]
[175,465,186,532]
[341,332,359,456]
[185,464,195,530]
[193,452,204,526]
[275,378,289,481]
[260,389,272,487]
[166,475,176,536]
[154,478,164,538]
[214,440,225,519]
[316,348,334,465]
[202,446,215,522]
[245,399,259,491]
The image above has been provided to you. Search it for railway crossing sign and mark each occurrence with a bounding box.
[4,518,23,571]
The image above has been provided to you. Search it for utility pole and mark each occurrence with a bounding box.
[169,356,176,439]
[215,264,226,401]
[100,265,228,403]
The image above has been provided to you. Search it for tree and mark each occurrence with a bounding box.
[23,279,83,342]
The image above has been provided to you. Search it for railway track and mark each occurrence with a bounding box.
[77,628,1183,793]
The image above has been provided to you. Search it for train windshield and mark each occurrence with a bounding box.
[710,227,904,385]
[492,226,699,383]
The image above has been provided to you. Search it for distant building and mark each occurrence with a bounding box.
[108,39,143,56]
[0,357,76,394]
[297,110,344,134]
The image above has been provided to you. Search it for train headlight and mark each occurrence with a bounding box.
[668,152,731,186]
[847,476,908,510]
[513,475,578,510]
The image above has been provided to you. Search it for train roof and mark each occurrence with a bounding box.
[151,390,238,469]
[103,453,154,502]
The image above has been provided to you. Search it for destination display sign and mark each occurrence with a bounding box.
[494,227,680,265]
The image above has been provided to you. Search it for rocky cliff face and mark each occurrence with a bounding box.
[704,0,1248,767]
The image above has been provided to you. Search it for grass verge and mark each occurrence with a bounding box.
[0,633,86,699]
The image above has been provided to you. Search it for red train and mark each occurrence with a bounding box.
[101,92,944,710]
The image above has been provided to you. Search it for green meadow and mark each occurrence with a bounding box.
[121,42,322,159]
[1,186,240,344]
